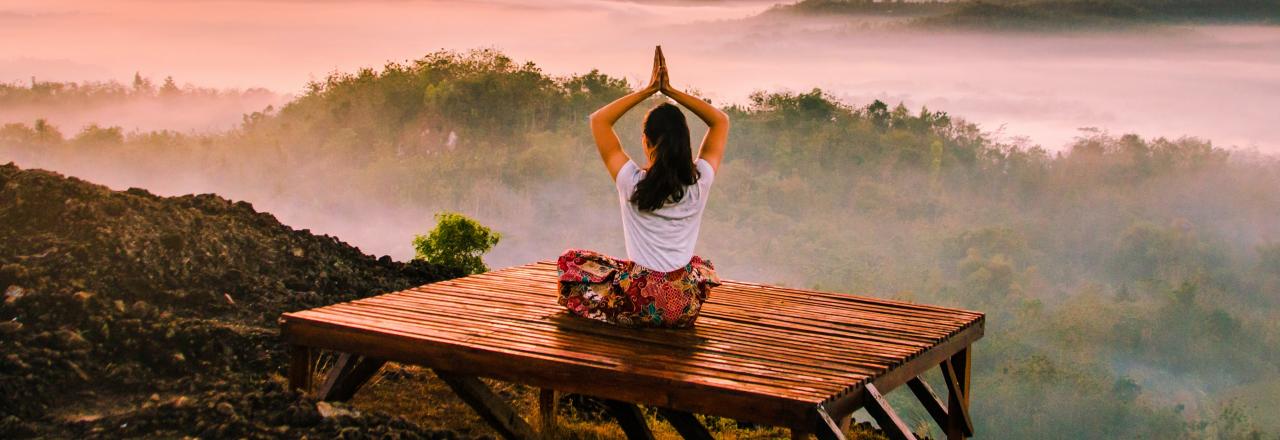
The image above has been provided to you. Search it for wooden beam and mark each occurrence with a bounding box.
[943,349,974,439]
[288,345,313,393]
[603,399,656,440]
[317,352,357,399]
[281,318,814,428]
[813,405,848,440]
[821,318,985,419]
[906,376,949,430]
[657,408,714,440]
[435,371,539,440]
[538,389,557,435]
[316,353,387,402]
[863,384,918,440]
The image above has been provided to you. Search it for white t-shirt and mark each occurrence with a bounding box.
[615,157,715,272]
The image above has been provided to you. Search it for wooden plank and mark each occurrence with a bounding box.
[411,280,952,349]
[326,298,885,391]
[361,289,926,373]
[279,260,986,433]
[813,405,848,440]
[435,371,539,440]
[316,353,386,402]
[657,408,714,440]
[331,298,878,387]
[538,389,557,435]
[906,377,949,431]
[863,383,917,440]
[473,268,980,332]
[288,345,313,393]
[473,269,974,341]
[281,317,814,427]
[515,262,983,318]
[296,306,837,400]
[603,400,655,440]
[398,283,935,360]
[317,352,357,399]
[818,317,984,420]
[943,349,974,439]
[455,274,964,339]
[406,276,959,352]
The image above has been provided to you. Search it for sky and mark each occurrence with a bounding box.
[3,0,1280,152]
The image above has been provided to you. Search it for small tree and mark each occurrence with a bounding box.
[413,212,500,275]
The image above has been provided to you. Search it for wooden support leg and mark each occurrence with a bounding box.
[602,399,655,440]
[864,384,918,440]
[316,352,387,402]
[943,348,974,439]
[813,405,848,440]
[435,371,539,440]
[288,345,313,393]
[538,389,557,435]
[907,376,949,430]
[657,408,714,440]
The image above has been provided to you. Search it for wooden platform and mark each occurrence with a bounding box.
[280,261,984,440]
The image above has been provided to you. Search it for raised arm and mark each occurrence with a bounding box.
[657,48,729,173]
[589,50,663,181]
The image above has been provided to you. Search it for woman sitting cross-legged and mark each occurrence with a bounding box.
[557,46,729,329]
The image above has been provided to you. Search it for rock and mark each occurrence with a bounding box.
[0,320,22,334]
[4,285,26,303]
[66,361,91,381]
[57,329,90,349]
[316,401,360,419]
[215,402,236,417]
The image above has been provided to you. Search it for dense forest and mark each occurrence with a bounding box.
[769,0,1280,30]
[3,49,1279,438]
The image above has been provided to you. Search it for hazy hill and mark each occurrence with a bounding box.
[769,0,1280,30]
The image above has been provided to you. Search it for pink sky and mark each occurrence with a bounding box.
[3,0,1280,152]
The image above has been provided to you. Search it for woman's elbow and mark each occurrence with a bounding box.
[712,113,730,129]
[588,112,607,128]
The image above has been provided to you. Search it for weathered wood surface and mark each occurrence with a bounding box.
[281,260,984,428]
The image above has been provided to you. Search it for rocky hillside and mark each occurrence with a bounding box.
[0,162,465,438]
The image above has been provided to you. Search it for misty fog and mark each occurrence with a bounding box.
[4,0,1279,152]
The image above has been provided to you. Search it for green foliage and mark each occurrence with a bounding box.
[0,76,270,107]
[73,124,124,146]
[272,49,632,164]
[412,212,501,275]
[0,119,66,146]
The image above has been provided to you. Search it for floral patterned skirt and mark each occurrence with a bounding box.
[556,248,722,328]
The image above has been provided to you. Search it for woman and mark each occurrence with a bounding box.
[557,46,730,328]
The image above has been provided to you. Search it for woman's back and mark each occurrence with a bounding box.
[615,157,715,272]
[558,45,728,328]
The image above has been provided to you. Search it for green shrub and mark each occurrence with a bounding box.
[412,212,500,275]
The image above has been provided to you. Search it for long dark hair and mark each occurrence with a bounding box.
[631,102,698,212]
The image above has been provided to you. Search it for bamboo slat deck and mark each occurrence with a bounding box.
[281,261,985,440]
